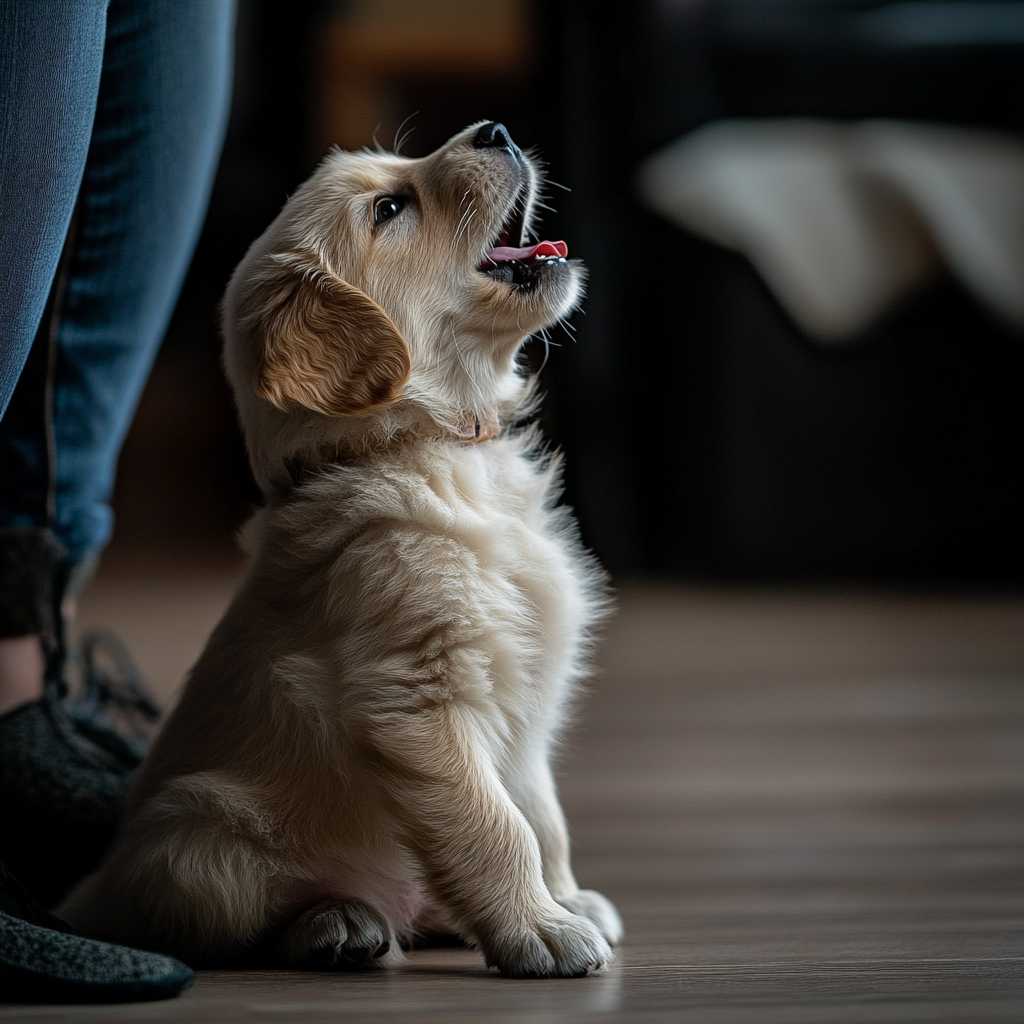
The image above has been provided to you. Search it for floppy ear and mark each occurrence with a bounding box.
[244,251,411,417]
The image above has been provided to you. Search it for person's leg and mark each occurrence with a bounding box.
[0,0,108,417]
[48,0,236,571]
[0,0,109,712]
[1,0,235,632]
[0,0,235,904]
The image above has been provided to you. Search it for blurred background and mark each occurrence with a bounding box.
[113,0,1024,587]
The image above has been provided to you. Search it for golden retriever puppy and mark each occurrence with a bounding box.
[62,122,622,978]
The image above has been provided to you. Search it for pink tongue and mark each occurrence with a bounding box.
[486,240,568,262]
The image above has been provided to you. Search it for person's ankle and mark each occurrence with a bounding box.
[0,635,45,716]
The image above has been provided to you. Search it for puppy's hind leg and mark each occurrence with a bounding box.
[62,773,279,964]
[277,897,400,969]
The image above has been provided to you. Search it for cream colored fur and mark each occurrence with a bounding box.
[61,123,622,977]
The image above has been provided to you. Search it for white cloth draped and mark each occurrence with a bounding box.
[636,119,1024,342]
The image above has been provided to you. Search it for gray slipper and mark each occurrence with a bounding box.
[0,912,194,1003]
[0,628,162,905]
[0,697,132,906]
[0,862,193,1003]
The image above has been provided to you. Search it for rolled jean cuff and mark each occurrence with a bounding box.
[0,528,70,645]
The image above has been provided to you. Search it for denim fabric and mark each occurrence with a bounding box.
[0,0,234,575]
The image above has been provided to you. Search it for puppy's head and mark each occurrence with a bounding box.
[223,122,583,493]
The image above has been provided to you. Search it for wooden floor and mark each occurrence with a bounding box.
[5,550,1023,1022]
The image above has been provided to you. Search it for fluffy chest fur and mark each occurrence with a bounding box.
[244,431,604,765]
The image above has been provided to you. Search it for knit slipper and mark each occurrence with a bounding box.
[0,620,166,905]
[0,859,193,1003]
[0,911,194,1003]
[0,698,132,906]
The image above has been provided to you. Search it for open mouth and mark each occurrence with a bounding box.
[478,200,569,287]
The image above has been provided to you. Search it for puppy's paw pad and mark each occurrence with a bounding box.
[557,890,624,946]
[487,913,612,978]
[278,897,397,969]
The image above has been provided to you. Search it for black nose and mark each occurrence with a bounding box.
[473,122,520,156]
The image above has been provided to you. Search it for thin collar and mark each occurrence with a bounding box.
[279,411,501,494]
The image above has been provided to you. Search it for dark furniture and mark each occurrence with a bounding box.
[538,0,1024,582]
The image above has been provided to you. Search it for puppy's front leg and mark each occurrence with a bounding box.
[507,758,624,946]
[372,713,611,977]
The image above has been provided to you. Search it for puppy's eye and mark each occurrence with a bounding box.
[373,195,405,227]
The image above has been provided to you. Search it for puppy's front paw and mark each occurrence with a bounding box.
[278,897,399,969]
[557,890,624,946]
[486,913,612,978]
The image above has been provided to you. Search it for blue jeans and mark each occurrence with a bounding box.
[0,0,234,640]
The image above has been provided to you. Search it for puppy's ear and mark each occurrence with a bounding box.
[244,251,410,417]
